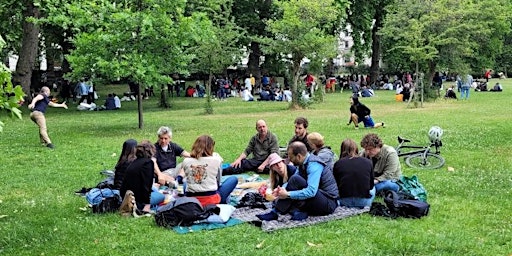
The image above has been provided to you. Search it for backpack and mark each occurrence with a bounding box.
[397,175,427,202]
[384,191,430,218]
[154,197,218,227]
[86,188,122,214]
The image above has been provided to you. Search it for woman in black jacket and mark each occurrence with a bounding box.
[120,141,164,215]
[346,95,384,129]
[113,139,137,189]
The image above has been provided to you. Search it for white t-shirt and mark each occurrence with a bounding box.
[244,78,252,92]
[242,89,254,101]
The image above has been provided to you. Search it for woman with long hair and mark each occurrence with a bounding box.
[178,135,238,207]
[120,141,165,216]
[113,139,137,189]
[267,153,297,190]
[333,138,375,208]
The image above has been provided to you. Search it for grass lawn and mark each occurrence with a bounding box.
[0,79,511,255]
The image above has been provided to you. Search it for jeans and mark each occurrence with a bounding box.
[338,187,376,208]
[275,175,337,216]
[460,86,470,100]
[375,180,399,194]
[218,176,238,204]
[150,187,165,210]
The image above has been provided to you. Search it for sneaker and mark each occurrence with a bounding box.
[74,187,90,196]
[133,208,153,218]
[46,143,55,149]
[354,126,359,130]
[256,211,278,221]
[382,122,385,128]
[290,210,308,221]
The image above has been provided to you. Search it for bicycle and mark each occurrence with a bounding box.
[395,136,445,169]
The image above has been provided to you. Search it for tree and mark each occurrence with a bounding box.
[0,35,25,132]
[232,0,275,83]
[381,0,511,96]
[60,0,201,128]
[11,0,40,99]
[263,0,343,109]
[342,0,393,85]
[186,0,244,114]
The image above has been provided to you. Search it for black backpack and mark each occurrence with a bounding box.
[154,197,218,227]
[384,191,430,218]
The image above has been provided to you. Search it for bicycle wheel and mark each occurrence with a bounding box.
[405,153,445,169]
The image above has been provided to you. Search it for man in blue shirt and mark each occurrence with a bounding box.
[256,142,338,221]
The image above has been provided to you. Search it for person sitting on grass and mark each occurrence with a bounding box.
[153,126,190,185]
[120,141,165,216]
[489,82,503,92]
[177,135,238,207]
[223,120,279,175]
[346,95,384,129]
[267,153,297,190]
[256,142,339,221]
[444,86,457,99]
[360,133,401,195]
[333,138,375,208]
[307,132,335,172]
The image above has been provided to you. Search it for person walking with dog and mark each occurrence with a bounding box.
[28,86,68,149]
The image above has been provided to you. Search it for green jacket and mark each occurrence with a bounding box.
[361,144,401,182]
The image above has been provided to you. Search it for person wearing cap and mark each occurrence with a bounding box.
[223,119,279,174]
[256,142,339,221]
[267,153,297,190]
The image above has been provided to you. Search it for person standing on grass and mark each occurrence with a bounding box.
[460,74,473,100]
[28,86,68,149]
[333,138,375,208]
[256,142,339,221]
[359,133,401,194]
[223,119,279,175]
[346,95,384,129]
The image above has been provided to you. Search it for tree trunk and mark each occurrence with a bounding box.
[137,83,144,129]
[290,59,302,109]
[13,1,40,101]
[247,41,262,90]
[369,10,383,86]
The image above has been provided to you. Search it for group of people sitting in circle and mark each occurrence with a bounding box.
[112,114,398,221]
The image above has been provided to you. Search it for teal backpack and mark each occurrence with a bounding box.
[397,175,428,202]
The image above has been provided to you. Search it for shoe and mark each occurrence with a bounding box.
[256,211,278,221]
[381,122,385,128]
[46,143,55,149]
[74,187,90,196]
[133,208,153,218]
[222,166,242,175]
[354,126,359,130]
[290,210,308,221]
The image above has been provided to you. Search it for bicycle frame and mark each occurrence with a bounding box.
[396,136,441,157]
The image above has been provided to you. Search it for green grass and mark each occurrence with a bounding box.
[1,79,511,255]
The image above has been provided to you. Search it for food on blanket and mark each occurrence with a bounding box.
[258,184,268,196]
[237,181,267,189]
[264,191,276,201]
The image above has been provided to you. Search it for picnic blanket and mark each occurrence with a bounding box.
[232,202,369,232]
[171,218,244,234]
